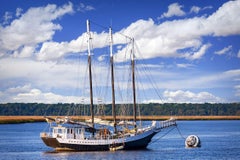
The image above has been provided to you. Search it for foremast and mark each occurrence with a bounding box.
[109,27,117,133]
[86,20,94,135]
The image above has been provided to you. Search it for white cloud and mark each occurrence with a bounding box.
[77,3,95,12]
[0,58,239,103]
[0,84,82,103]
[190,5,213,14]
[190,6,201,14]
[37,31,109,61]
[235,85,240,97]
[98,54,108,61]
[176,63,194,68]
[203,6,213,10]
[215,45,232,55]
[13,45,36,58]
[205,0,240,36]
[0,1,239,104]
[184,43,211,60]
[2,11,12,25]
[6,84,32,94]
[1,1,239,62]
[149,69,240,93]
[0,56,112,101]
[163,90,225,103]
[159,3,186,19]
[0,57,86,89]
[13,88,80,103]
[16,8,23,17]
[114,0,240,62]
[0,2,73,55]
[237,50,240,58]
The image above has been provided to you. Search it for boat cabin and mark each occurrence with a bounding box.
[52,125,85,139]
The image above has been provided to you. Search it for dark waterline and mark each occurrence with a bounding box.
[0,121,240,160]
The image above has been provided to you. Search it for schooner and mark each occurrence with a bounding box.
[40,20,176,151]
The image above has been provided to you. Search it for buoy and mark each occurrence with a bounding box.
[185,135,201,148]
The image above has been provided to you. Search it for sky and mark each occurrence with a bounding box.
[0,0,240,104]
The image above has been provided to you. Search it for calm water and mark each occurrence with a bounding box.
[0,121,240,160]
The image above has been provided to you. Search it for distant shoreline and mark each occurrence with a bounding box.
[0,115,240,124]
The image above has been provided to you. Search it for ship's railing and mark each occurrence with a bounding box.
[159,118,177,129]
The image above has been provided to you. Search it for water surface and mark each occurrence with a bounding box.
[0,121,239,160]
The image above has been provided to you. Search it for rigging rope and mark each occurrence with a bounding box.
[90,20,133,41]
[149,127,176,144]
[176,125,186,139]
[135,42,164,103]
[149,125,186,145]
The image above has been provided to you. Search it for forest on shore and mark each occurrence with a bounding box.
[0,103,239,116]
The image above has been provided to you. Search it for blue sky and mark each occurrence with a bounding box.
[0,0,240,104]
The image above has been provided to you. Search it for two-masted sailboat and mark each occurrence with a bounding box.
[40,20,176,151]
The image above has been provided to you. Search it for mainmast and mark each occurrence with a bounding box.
[109,27,117,133]
[86,20,94,134]
[131,38,137,131]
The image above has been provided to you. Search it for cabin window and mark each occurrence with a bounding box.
[76,128,80,134]
[54,128,58,134]
[58,129,62,134]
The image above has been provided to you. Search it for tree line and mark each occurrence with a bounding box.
[0,103,239,116]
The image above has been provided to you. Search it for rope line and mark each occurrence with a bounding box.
[150,125,186,145]
[149,127,176,144]
[176,126,186,139]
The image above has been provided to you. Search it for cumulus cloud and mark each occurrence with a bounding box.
[0,57,239,103]
[13,88,81,103]
[0,58,76,93]
[0,56,112,101]
[0,84,82,103]
[238,50,240,58]
[0,57,91,90]
[0,1,240,103]
[205,0,240,36]
[114,0,240,62]
[159,3,186,19]
[163,90,225,103]
[0,2,73,57]
[2,0,239,62]
[37,31,110,61]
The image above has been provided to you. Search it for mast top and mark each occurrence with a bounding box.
[131,38,135,61]
[86,20,92,57]
[87,20,90,33]
[109,27,113,57]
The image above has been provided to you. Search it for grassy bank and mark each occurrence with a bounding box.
[0,115,240,124]
[0,116,45,124]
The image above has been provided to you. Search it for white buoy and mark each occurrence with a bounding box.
[185,135,201,148]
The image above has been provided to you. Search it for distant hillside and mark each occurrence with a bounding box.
[0,103,239,116]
